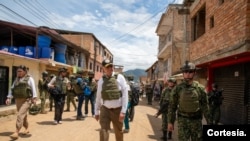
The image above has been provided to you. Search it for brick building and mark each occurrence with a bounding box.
[156,0,250,124]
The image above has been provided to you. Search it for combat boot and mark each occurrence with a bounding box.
[160,131,167,141]
[168,131,172,139]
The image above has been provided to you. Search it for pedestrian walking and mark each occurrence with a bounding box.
[5,65,37,140]
[208,83,224,125]
[145,83,153,105]
[38,71,50,114]
[95,59,128,141]
[48,67,69,124]
[167,61,210,141]
[64,74,77,112]
[75,70,88,120]
[84,71,97,117]
[154,77,177,140]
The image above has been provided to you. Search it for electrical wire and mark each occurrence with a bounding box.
[106,0,177,45]
[0,4,37,26]
[13,0,57,28]
[32,0,65,29]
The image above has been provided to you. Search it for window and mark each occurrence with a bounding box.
[90,62,93,70]
[210,16,214,28]
[191,5,206,41]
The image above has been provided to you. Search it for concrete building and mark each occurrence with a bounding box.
[55,30,113,80]
[155,4,190,83]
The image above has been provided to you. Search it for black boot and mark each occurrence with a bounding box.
[160,131,167,141]
[168,131,172,139]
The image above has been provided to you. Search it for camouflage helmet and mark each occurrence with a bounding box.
[29,105,41,115]
[180,61,196,72]
[42,71,48,77]
[167,77,177,83]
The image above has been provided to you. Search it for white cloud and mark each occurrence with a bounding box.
[0,0,184,71]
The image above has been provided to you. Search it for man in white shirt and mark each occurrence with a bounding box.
[6,65,37,140]
[95,59,128,141]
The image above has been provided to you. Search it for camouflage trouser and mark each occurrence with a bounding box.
[209,105,221,125]
[178,116,203,141]
[161,112,168,131]
[40,90,48,112]
[66,92,77,111]
[146,92,153,104]
[49,94,54,111]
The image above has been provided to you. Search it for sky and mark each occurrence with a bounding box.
[0,0,184,71]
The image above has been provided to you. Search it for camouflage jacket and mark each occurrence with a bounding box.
[168,81,210,124]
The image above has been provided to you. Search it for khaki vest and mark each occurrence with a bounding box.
[101,75,121,100]
[71,79,83,95]
[12,75,32,98]
[54,76,67,94]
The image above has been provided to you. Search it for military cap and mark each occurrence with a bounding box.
[102,59,113,67]
[58,67,68,72]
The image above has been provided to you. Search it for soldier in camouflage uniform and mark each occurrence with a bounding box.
[145,83,153,105]
[155,77,176,140]
[64,74,77,112]
[167,61,210,141]
[208,83,224,125]
[48,74,55,111]
[38,71,50,114]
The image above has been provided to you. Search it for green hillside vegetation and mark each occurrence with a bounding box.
[124,69,147,82]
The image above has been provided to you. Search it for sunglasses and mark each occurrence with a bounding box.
[183,70,195,73]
